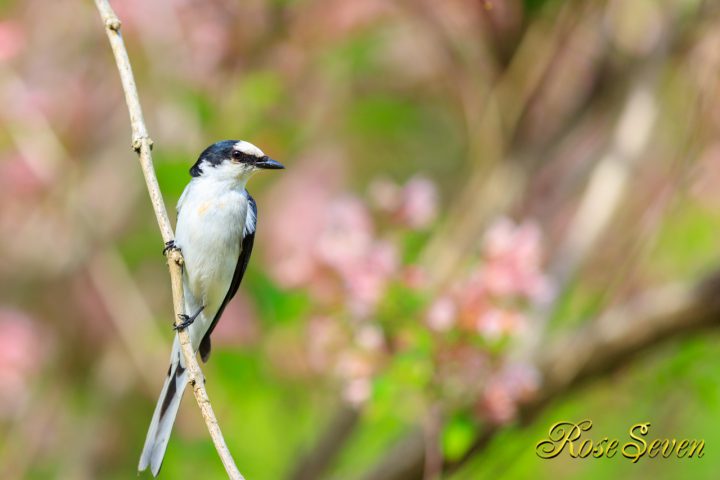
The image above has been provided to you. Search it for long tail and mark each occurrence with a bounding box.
[138,337,188,476]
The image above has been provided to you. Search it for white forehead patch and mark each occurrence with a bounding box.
[234,140,264,158]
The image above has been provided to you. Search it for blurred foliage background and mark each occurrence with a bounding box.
[1,0,720,479]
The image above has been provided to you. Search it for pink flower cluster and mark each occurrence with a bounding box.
[265,168,550,414]
[263,161,439,404]
[426,217,552,339]
[265,158,438,318]
[424,218,550,423]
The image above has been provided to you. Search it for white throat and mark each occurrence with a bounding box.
[198,162,254,190]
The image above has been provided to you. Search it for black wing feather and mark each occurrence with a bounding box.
[198,193,256,362]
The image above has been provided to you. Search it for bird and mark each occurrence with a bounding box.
[138,140,284,476]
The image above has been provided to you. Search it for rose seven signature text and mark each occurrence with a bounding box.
[535,420,704,462]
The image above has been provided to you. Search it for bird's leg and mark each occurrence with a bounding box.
[174,305,205,331]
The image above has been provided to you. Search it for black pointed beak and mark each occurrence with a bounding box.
[255,156,284,170]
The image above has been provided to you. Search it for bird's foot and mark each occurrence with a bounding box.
[163,240,180,256]
[174,315,193,331]
[173,305,205,331]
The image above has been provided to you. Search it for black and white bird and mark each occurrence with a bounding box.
[138,140,283,476]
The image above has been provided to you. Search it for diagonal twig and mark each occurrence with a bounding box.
[93,1,243,478]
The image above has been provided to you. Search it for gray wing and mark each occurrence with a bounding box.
[198,193,256,362]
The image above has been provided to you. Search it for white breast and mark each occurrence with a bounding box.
[175,178,249,346]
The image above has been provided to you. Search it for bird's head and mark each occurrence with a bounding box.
[190,140,284,182]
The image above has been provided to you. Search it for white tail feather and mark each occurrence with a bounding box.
[138,338,189,476]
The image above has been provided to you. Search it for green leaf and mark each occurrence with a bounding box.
[442,413,477,461]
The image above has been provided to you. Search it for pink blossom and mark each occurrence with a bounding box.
[314,197,396,316]
[307,316,344,372]
[336,352,374,405]
[0,309,47,416]
[480,363,539,424]
[499,363,540,402]
[180,6,230,76]
[343,240,398,317]
[264,155,399,316]
[483,218,542,266]
[423,280,480,333]
[0,155,46,197]
[369,175,438,229]
[316,196,374,273]
[336,351,374,379]
[297,0,392,41]
[480,377,516,424]
[343,377,372,406]
[477,308,527,340]
[454,271,491,331]
[423,217,551,338]
[398,176,438,228]
[426,296,456,332]
[0,22,24,62]
[481,217,553,302]
[328,0,391,33]
[263,151,345,289]
[401,265,428,290]
[355,324,384,351]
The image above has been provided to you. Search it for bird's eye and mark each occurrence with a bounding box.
[231,150,243,161]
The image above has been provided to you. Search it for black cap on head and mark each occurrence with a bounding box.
[190,140,237,177]
[189,140,283,177]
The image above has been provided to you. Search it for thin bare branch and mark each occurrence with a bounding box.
[517,74,659,359]
[93,1,243,478]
